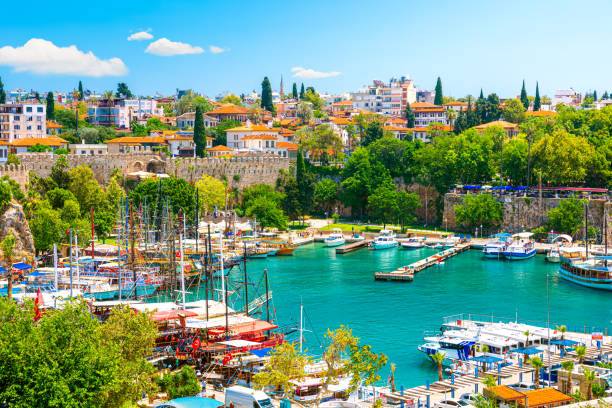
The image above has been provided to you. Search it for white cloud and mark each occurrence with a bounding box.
[209,45,226,54]
[291,66,341,79]
[127,31,153,41]
[145,38,204,56]
[0,38,128,77]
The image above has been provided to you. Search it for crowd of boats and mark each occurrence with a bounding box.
[324,229,460,250]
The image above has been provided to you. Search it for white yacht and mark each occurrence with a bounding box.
[371,229,398,250]
[483,233,511,259]
[324,228,346,247]
[503,232,536,260]
[546,234,573,263]
[401,236,426,249]
[440,235,461,248]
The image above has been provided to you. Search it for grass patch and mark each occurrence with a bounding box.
[288,222,308,230]
[319,223,385,233]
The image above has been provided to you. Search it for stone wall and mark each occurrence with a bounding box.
[443,192,612,241]
[4,152,289,188]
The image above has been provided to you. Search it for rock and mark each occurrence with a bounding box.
[0,202,36,267]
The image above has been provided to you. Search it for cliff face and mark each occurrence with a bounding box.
[0,202,36,267]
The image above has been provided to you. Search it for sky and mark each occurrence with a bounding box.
[1,0,611,99]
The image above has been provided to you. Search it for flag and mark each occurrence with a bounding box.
[34,287,43,322]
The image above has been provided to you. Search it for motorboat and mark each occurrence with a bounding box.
[482,233,511,259]
[324,228,346,247]
[547,234,572,263]
[503,232,536,260]
[440,235,461,248]
[401,236,426,249]
[546,247,560,263]
[370,230,398,250]
[559,256,612,290]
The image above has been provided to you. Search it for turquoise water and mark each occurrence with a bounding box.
[238,243,612,388]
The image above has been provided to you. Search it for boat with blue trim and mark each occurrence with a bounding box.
[370,230,398,250]
[503,232,536,260]
[558,256,612,290]
[324,228,346,247]
[482,233,511,258]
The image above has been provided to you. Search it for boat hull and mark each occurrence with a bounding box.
[558,265,612,290]
[325,239,345,247]
[546,256,560,263]
[401,243,424,249]
[371,242,398,250]
[504,249,536,260]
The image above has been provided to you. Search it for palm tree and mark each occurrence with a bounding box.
[561,360,575,394]
[431,352,446,381]
[556,325,567,354]
[389,363,397,392]
[529,357,543,389]
[482,374,497,389]
[575,345,586,364]
[1,234,15,299]
[582,368,596,400]
[523,330,531,363]
[446,108,457,130]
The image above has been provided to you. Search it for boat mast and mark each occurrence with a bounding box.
[75,233,79,288]
[584,202,589,259]
[53,243,58,308]
[130,201,137,299]
[118,223,122,301]
[299,300,304,353]
[205,224,210,321]
[264,268,270,323]
[195,189,199,254]
[179,228,186,310]
[69,229,73,298]
[91,206,95,260]
[243,245,248,316]
[220,228,225,302]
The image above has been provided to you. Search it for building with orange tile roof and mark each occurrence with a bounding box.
[46,121,63,135]
[225,122,281,149]
[485,385,572,408]
[176,111,218,129]
[206,145,233,157]
[276,141,298,158]
[9,136,68,154]
[383,125,411,140]
[411,102,449,127]
[526,110,556,117]
[443,101,469,112]
[105,135,167,154]
[206,104,250,122]
[474,120,519,138]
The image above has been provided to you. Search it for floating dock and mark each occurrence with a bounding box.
[374,243,471,281]
[335,239,371,254]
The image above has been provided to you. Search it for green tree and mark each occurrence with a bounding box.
[195,174,226,215]
[193,105,206,157]
[454,193,503,233]
[367,136,409,178]
[175,90,214,115]
[545,198,585,237]
[296,125,343,163]
[302,89,325,111]
[166,366,202,400]
[474,91,487,125]
[503,99,526,124]
[503,137,528,186]
[296,101,314,123]
[561,360,575,394]
[405,102,415,128]
[314,179,338,214]
[529,357,544,388]
[533,82,541,111]
[396,190,420,232]
[299,83,305,99]
[367,184,399,228]
[532,130,594,185]
[1,235,15,299]
[482,374,497,388]
[77,127,100,144]
[485,93,502,122]
[261,77,274,112]
[29,202,65,253]
[220,94,243,106]
[129,178,196,217]
[46,92,55,120]
[431,352,446,381]
[116,82,133,98]
[434,77,443,106]
[361,121,385,146]
[520,80,529,109]
[214,119,241,146]
[245,195,287,230]
[0,76,6,104]
[78,80,84,100]
[292,83,298,99]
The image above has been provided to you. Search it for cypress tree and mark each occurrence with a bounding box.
[594,90,598,101]
[479,89,484,99]
[193,105,206,157]
[46,92,55,120]
[261,77,274,112]
[466,97,476,128]
[404,102,415,128]
[475,92,486,125]
[0,76,5,104]
[292,83,298,99]
[520,80,529,109]
[78,81,84,100]
[300,83,305,99]
[485,93,502,122]
[533,82,541,111]
[603,91,609,100]
[434,77,443,105]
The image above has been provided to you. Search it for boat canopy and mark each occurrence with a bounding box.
[151,309,199,322]
[470,355,504,363]
[154,397,224,408]
[513,232,534,239]
[553,234,573,244]
[509,347,543,355]
[219,339,260,348]
[550,339,581,346]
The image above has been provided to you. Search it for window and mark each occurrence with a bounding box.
[27,125,32,130]
[26,107,32,112]
[27,116,33,121]
[37,116,42,122]
[14,125,20,130]
[37,107,43,113]
[37,125,42,130]
[13,116,19,121]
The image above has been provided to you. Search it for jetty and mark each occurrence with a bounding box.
[335,239,371,254]
[374,243,471,281]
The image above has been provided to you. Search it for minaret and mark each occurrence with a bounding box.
[280,75,284,99]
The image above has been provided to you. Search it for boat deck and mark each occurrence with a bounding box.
[374,243,471,281]
[335,240,372,254]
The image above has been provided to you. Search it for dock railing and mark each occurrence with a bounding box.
[442,313,610,336]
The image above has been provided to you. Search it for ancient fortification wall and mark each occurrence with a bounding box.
[2,153,289,187]
[443,192,612,241]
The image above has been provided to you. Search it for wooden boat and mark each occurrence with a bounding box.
[261,240,296,256]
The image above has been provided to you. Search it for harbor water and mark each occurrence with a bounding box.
[245,243,612,388]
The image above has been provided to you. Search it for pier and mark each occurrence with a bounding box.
[335,239,371,254]
[374,243,471,281]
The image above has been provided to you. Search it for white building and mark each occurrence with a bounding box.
[552,89,582,107]
[412,102,449,127]
[225,123,281,149]
[351,77,417,116]
[87,99,164,128]
[176,112,218,129]
[69,141,108,155]
[0,103,47,142]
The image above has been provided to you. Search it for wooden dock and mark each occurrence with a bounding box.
[374,243,471,281]
[335,239,371,254]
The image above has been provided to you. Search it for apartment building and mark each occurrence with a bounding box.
[412,102,449,127]
[87,99,164,128]
[225,123,281,149]
[0,103,47,142]
[176,112,218,129]
[351,77,417,116]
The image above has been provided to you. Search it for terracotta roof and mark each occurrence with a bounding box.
[46,121,63,129]
[410,102,440,109]
[443,101,468,106]
[332,100,353,105]
[226,125,281,132]
[474,120,518,130]
[279,128,295,135]
[105,136,167,144]
[486,385,525,401]
[330,117,351,125]
[521,388,573,407]
[408,125,453,132]
[384,125,410,131]
[526,110,556,117]
[208,104,249,115]
[207,145,232,151]
[242,134,277,140]
[10,137,68,147]
[277,141,298,149]
[279,118,300,126]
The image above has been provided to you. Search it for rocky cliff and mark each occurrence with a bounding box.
[0,202,36,267]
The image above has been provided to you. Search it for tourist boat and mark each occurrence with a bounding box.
[248,248,269,259]
[370,230,398,250]
[417,337,476,366]
[558,256,612,290]
[503,232,536,260]
[546,234,573,263]
[482,233,511,259]
[401,236,426,249]
[439,235,461,248]
[324,228,346,247]
[261,240,296,255]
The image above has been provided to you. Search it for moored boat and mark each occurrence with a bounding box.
[324,228,346,247]
[503,232,536,260]
[370,229,398,250]
[401,236,426,249]
[546,234,573,263]
[482,233,511,258]
[558,256,612,290]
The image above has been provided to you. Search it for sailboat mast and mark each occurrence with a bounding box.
[264,268,270,323]
[585,202,589,259]
[299,301,303,353]
[179,230,186,310]
[91,206,95,260]
[243,246,248,316]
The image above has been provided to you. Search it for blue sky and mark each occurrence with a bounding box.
[1,0,611,99]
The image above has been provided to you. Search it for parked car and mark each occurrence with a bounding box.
[509,382,536,392]
[459,393,479,405]
[434,399,475,408]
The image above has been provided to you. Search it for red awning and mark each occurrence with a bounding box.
[230,320,278,335]
[151,309,199,322]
